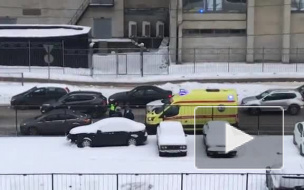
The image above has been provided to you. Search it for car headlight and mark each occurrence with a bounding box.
[148,117,154,121]
[161,146,167,150]
[180,145,187,150]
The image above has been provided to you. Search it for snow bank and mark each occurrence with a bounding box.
[0,24,90,37]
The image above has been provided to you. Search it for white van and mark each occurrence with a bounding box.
[156,121,187,157]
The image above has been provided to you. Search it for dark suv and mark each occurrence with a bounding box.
[11,86,69,109]
[40,91,108,118]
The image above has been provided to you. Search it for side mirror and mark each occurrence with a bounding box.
[97,130,102,134]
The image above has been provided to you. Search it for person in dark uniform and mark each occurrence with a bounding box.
[112,106,123,117]
[124,105,135,120]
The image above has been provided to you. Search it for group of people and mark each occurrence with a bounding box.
[109,102,135,120]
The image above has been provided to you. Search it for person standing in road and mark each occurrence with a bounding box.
[112,106,123,117]
[124,105,135,120]
[109,102,117,117]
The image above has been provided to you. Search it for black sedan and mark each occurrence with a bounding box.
[67,117,148,148]
[11,86,69,109]
[108,86,172,107]
[20,109,92,136]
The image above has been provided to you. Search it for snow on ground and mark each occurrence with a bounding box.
[0,136,297,174]
[2,66,304,84]
[0,81,301,105]
[0,136,299,190]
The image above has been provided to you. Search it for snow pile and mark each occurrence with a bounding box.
[0,24,90,37]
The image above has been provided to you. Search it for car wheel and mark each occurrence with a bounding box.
[293,134,297,145]
[300,145,304,156]
[81,139,92,148]
[28,127,38,136]
[127,138,137,146]
[288,105,300,115]
[248,107,260,115]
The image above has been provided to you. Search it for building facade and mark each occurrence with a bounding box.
[1,0,304,63]
[170,0,304,63]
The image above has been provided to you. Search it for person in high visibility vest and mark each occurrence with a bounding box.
[109,102,117,117]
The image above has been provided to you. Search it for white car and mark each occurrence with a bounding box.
[293,122,304,156]
[156,121,187,157]
[203,121,237,157]
[67,118,148,148]
[266,166,304,189]
[241,89,304,115]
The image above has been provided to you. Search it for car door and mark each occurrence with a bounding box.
[66,95,95,113]
[96,125,119,146]
[129,89,146,106]
[46,88,62,102]
[40,114,65,135]
[62,95,81,110]
[261,93,285,111]
[57,114,78,135]
[26,88,47,107]
[63,114,83,133]
[144,88,162,105]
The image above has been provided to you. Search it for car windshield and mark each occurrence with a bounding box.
[256,90,271,99]
[161,98,170,104]
[24,87,37,94]
[58,94,69,102]
[154,104,170,114]
[34,114,45,120]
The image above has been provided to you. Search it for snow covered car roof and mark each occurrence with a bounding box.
[0,24,91,38]
[158,121,187,145]
[69,118,145,134]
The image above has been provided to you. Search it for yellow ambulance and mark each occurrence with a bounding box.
[145,88,238,134]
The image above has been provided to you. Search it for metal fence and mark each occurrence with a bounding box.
[1,47,304,78]
[0,172,302,190]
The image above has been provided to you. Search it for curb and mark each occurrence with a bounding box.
[1,76,304,87]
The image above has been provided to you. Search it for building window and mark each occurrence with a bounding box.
[183,0,247,13]
[22,9,41,16]
[182,29,246,37]
[291,0,304,11]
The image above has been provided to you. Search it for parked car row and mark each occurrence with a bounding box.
[66,118,190,157]
[66,118,239,158]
